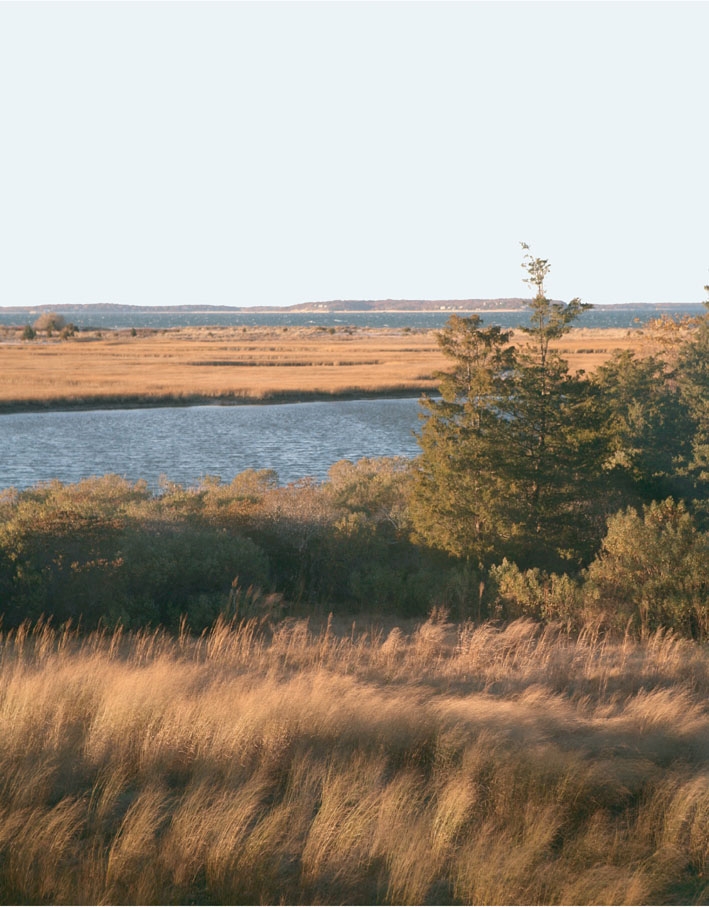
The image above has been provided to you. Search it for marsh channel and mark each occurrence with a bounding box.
[1,397,424,489]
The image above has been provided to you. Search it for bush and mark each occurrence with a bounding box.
[0,476,270,630]
[584,498,709,638]
[115,524,270,628]
[490,559,583,627]
[33,312,66,332]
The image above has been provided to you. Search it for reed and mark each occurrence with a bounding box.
[0,325,646,410]
[0,616,707,904]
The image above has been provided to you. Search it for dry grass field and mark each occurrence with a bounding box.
[0,324,654,411]
[0,615,707,905]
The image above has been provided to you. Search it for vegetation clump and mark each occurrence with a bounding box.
[409,248,709,637]
[33,311,66,332]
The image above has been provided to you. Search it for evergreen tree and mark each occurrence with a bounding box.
[677,290,709,484]
[412,248,604,574]
[593,350,694,506]
[505,245,602,565]
[410,315,516,569]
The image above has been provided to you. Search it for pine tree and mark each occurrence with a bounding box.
[677,288,709,483]
[411,247,604,574]
[593,350,694,505]
[507,244,602,564]
[410,314,516,569]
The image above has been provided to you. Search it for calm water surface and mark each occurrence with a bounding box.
[0,399,424,490]
[1,305,704,331]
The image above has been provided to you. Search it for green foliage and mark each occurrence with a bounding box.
[326,456,413,534]
[410,315,517,567]
[489,559,583,626]
[509,246,600,563]
[0,476,270,630]
[113,524,269,628]
[520,242,591,353]
[594,350,695,503]
[22,323,36,340]
[7,275,709,640]
[433,313,515,407]
[321,458,439,613]
[677,297,709,483]
[410,250,709,639]
[412,248,604,571]
[241,459,446,615]
[0,463,458,630]
[584,498,709,638]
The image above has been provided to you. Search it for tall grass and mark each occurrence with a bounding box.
[0,325,642,410]
[0,325,445,409]
[0,616,707,904]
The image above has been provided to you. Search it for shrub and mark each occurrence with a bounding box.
[490,559,583,626]
[33,312,66,332]
[0,477,270,630]
[584,498,709,638]
[115,524,270,628]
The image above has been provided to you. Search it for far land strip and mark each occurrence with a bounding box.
[0,321,667,414]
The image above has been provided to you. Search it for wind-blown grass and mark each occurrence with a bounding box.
[0,616,707,904]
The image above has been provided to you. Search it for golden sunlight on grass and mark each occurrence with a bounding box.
[0,324,649,410]
[0,616,707,904]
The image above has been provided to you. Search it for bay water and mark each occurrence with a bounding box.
[0,304,704,332]
[0,398,424,490]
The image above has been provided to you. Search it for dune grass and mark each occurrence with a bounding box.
[0,325,647,410]
[1,615,707,905]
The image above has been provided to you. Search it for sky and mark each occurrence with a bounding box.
[0,1,707,309]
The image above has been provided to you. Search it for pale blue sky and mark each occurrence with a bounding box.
[1,1,707,308]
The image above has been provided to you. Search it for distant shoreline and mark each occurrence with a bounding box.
[0,387,432,416]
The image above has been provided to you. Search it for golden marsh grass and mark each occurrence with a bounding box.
[0,616,707,904]
[0,324,650,410]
